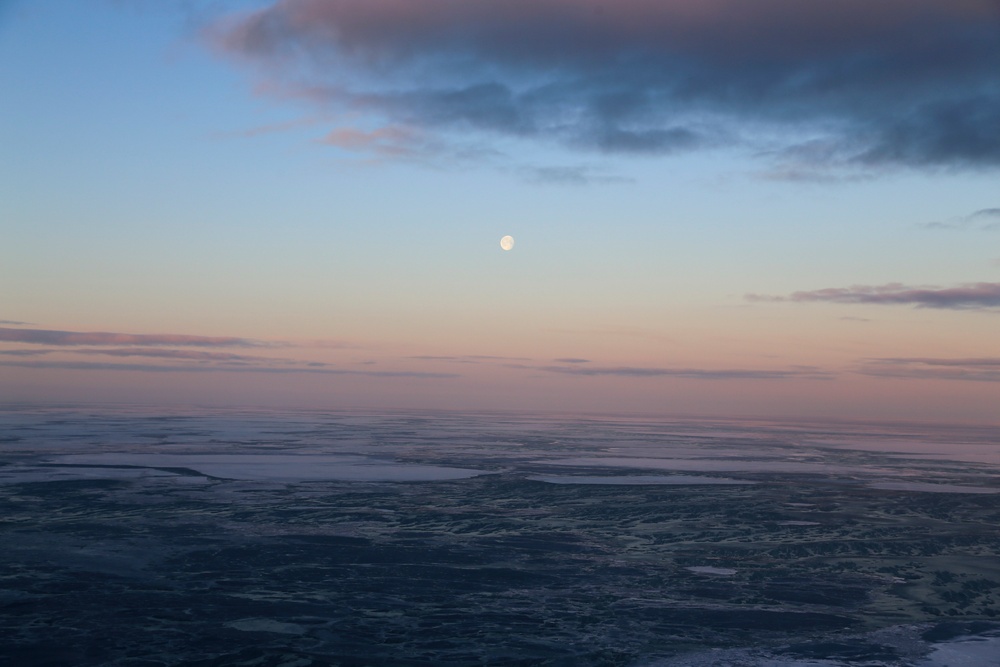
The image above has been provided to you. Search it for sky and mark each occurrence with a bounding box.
[2,0,999,423]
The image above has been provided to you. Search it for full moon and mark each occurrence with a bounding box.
[500,235,515,251]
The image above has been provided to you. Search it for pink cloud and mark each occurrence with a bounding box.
[321,125,421,156]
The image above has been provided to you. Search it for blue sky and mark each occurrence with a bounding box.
[2,0,999,422]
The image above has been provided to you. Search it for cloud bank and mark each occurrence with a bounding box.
[210,0,1000,171]
[748,283,1000,311]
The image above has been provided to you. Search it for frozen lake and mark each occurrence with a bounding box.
[1,407,998,666]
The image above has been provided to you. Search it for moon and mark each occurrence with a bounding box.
[500,235,515,251]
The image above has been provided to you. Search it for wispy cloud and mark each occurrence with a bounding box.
[215,115,325,139]
[403,354,820,381]
[858,357,1000,383]
[208,0,1000,172]
[0,320,30,326]
[320,124,429,158]
[0,359,458,379]
[747,282,1000,311]
[317,119,505,166]
[0,326,276,347]
[549,327,678,344]
[513,364,832,381]
[71,347,284,363]
[517,165,633,186]
[408,354,532,364]
[0,326,399,376]
[875,357,1000,367]
[918,207,1000,231]
[297,338,362,349]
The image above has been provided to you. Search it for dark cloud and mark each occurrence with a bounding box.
[209,0,1000,170]
[859,358,1000,382]
[0,359,458,379]
[553,358,591,364]
[0,326,275,347]
[748,282,1000,310]
[0,320,29,326]
[857,96,1000,168]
